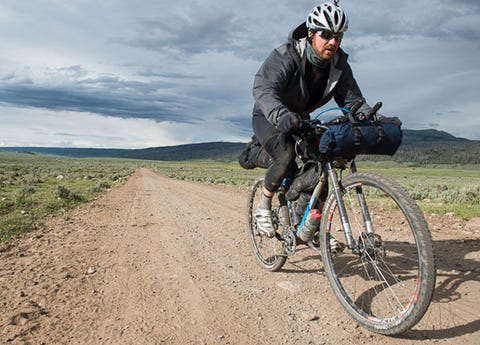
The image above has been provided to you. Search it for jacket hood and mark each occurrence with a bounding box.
[289,22,308,41]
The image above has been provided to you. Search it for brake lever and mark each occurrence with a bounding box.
[349,99,364,117]
[367,102,383,120]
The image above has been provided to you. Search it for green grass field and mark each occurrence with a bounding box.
[1,152,478,242]
[354,161,479,218]
[0,152,141,241]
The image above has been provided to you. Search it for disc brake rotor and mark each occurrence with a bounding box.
[359,232,385,260]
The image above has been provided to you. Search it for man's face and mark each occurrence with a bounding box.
[310,30,343,60]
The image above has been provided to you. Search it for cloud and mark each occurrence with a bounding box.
[0,0,479,148]
[0,79,194,123]
[0,105,248,148]
[345,32,480,137]
[110,1,299,61]
[0,73,15,81]
[0,107,184,148]
[343,0,480,41]
[0,49,258,137]
[121,9,241,55]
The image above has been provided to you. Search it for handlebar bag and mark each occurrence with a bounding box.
[318,117,402,157]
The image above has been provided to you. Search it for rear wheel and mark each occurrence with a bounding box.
[246,178,288,271]
[319,172,436,335]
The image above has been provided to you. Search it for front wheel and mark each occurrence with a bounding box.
[319,172,436,335]
[246,177,288,271]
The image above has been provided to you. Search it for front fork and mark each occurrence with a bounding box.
[326,161,374,251]
[350,161,374,235]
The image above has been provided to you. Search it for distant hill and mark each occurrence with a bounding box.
[0,142,246,162]
[392,129,479,164]
[401,129,469,143]
[1,129,478,164]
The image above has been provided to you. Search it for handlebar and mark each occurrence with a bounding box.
[297,119,326,138]
[310,99,384,127]
[294,99,385,160]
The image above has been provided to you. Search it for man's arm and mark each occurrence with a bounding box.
[252,48,300,126]
[333,62,372,115]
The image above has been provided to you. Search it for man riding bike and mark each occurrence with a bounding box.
[252,1,374,237]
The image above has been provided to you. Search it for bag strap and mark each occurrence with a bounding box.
[366,102,385,144]
[374,124,386,144]
[346,100,365,146]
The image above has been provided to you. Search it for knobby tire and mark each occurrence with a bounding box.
[319,172,436,335]
[246,177,287,272]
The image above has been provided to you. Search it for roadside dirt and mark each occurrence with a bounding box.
[1,168,479,345]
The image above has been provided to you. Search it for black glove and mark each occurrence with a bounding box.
[277,113,300,134]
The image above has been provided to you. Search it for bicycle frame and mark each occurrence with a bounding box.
[292,159,374,252]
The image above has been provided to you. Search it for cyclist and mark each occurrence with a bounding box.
[252,1,374,237]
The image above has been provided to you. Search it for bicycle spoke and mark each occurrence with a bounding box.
[320,172,435,335]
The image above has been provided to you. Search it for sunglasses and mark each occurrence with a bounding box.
[317,31,344,41]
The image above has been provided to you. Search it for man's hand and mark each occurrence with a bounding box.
[277,113,300,134]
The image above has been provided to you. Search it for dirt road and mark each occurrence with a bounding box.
[1,168,479,344]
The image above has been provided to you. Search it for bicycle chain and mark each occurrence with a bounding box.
[282,226,297,256]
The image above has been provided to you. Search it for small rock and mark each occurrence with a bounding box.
[277,281,301,294]
[87,267,97,275]
[302,312,319,321]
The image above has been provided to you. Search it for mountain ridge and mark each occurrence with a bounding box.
[1,129,478,164]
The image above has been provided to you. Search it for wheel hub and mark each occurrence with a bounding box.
[359,232,385,260]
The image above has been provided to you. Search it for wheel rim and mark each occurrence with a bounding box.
[323,181,425,326]
[247,179,286,269]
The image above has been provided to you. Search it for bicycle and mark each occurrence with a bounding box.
[246,103,436,335]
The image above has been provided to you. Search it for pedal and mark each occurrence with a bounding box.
[330,237,345,255]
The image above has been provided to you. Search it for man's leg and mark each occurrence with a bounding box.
[255,133,297,237]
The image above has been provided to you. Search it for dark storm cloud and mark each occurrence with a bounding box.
[110,4,275,60]
[345,0,480,42]
[135,70,206,80]
[0,60,217,124]
[0,79,198,123]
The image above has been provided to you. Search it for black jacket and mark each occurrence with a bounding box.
[252,22,372,126]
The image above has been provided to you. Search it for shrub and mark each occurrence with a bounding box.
[15,185,35,206]
[0,213,36,241]
[0,199,15,215]
[56,185,83,202]
[90,181,111,193]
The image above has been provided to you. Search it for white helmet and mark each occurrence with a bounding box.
[306,2,348,33]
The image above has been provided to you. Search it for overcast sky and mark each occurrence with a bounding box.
[0,0,479,148]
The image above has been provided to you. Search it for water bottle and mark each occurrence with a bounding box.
[298,209,321,242]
